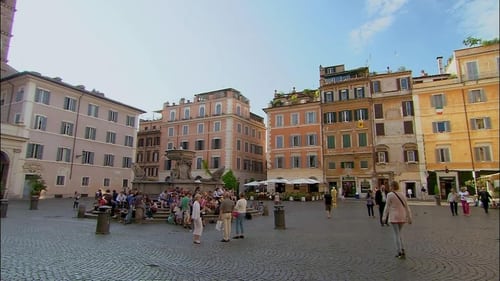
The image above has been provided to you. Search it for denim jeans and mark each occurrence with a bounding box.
[235,213,245,235]
[391,223,405,253]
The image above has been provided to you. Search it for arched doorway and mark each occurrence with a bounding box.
[0,151,10,197]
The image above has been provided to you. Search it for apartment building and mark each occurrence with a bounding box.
[0,72,146,198]
[413,43,500,198]
[136,118,162,181]
[319,65,374,197]
[370,70,423,197]
[263,88,323,194]
[0,0,17,77]
[153,88,266,189]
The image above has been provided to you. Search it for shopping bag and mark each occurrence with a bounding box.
[215,220,223,231]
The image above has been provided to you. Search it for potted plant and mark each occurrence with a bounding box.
[29,175,47,210]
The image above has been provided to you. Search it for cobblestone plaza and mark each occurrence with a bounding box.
[1,198,498,281]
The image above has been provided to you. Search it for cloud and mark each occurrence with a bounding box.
[350,0,408,52]
[450,0,499,39]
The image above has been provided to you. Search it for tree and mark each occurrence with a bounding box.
[463,36,482,47]
[221,170,238,191]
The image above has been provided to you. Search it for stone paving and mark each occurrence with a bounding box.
[1,197,498,281]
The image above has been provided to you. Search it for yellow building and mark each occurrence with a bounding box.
[413,44,499,198]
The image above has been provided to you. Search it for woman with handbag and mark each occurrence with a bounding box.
[382,181,413,259]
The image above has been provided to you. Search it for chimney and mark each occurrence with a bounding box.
[436,56,444,74]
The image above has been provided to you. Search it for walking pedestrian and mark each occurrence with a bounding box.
[73,191,80,209]
[478,188,492,214]
[366,190,375,218]
[219,192,235,242]
[324,191,333,218]
[458,187,470,216]
[447,188,459,216]
[192,194,203,244]
[375,185,388,226]
[382,181,413,259]
[233,193,247,239]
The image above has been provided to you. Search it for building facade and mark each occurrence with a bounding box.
[413,44,500,198]
[1,72,145,198]
[150,88,266,190]
[264,88,323,194]
[0,0,17,77]
[136,118,162,181]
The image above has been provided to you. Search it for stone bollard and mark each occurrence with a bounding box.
[274,205,285,229]
[135,207,144,224]
[77,204,86,218]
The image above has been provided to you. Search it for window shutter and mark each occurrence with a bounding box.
[57,148,62,161]
[65,149,71,162]
[402,102,407,116]
[480,90,487,102]
[432,122,437,133]
[396,78,401,90]
[39,146,44,159]
[445,121,451,132]
[414,151,419,161]
[485,117,491,129]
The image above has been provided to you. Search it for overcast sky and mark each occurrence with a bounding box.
[7,0,499,119]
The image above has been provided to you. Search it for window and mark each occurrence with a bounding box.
[305,112,316,124]
[291,156,301,168]
[237,123,242,133]
[168,127,174,137]
[215,104,222,115]
[63,97,77,111]
[291,113,299,125]
[327,136,335,149]
[371,81,381,93]
[436,147,450,162]
[468,89,486,103]
[56,176,65,186]
[108,110,118,122]
[324,112,336,124]
[124,136,134,147]
[169,111,176,121]
[26,143,44,159]
[375,123,385,136]
[103,178,110,187]
[195,140,204,150]
[466,61,479,80]
[212,138,221,149]
[137,152,143,163]
[180,141,189,150]
[167,143,174,150]
[85,127,97,140]
[59,121,74,136]
[275,156,284,169]
[88,104,99,117]
[236,105,241,116]
[339,89,349,101]
[82,151,94,164]
[404,150,418,163]
[432,121,451,133]
[276,136,284,148]
[474,145,492,161]
[354,109,368,121]
[197,124,204,134]
[341,162,354,168]
[104,154,114,166]
[398,77,410,90]
[34,115,47,130]
[82,177,90,186]
[307,134,317,146]
[339,110,352,122]
[183,125,189,135]
[431,94,446,109]
[377,151,388,163]
[212,156,220,168]
[307,155,318,168]
[355,87,365,99]
[106,131,116,144]
[402,101,414,116]
[358,133,367,147]
[15,88,24,102]
[14,113,22,124]
[290,135,301,147]
[126,116,135,127]
[404,121,414,134]
[237,140,241,150]
[214,121,221,132]
[342,134,351,148]
[471,117,491,130]
[122,157,132,168]
[324,91,334,102]
[56,147,71,162]
[35,88,50,105]
[360,160,369,169]
[374,104,383,119]
[199,106,205,117]
[196,158,203,169]
[184,108,190,119]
